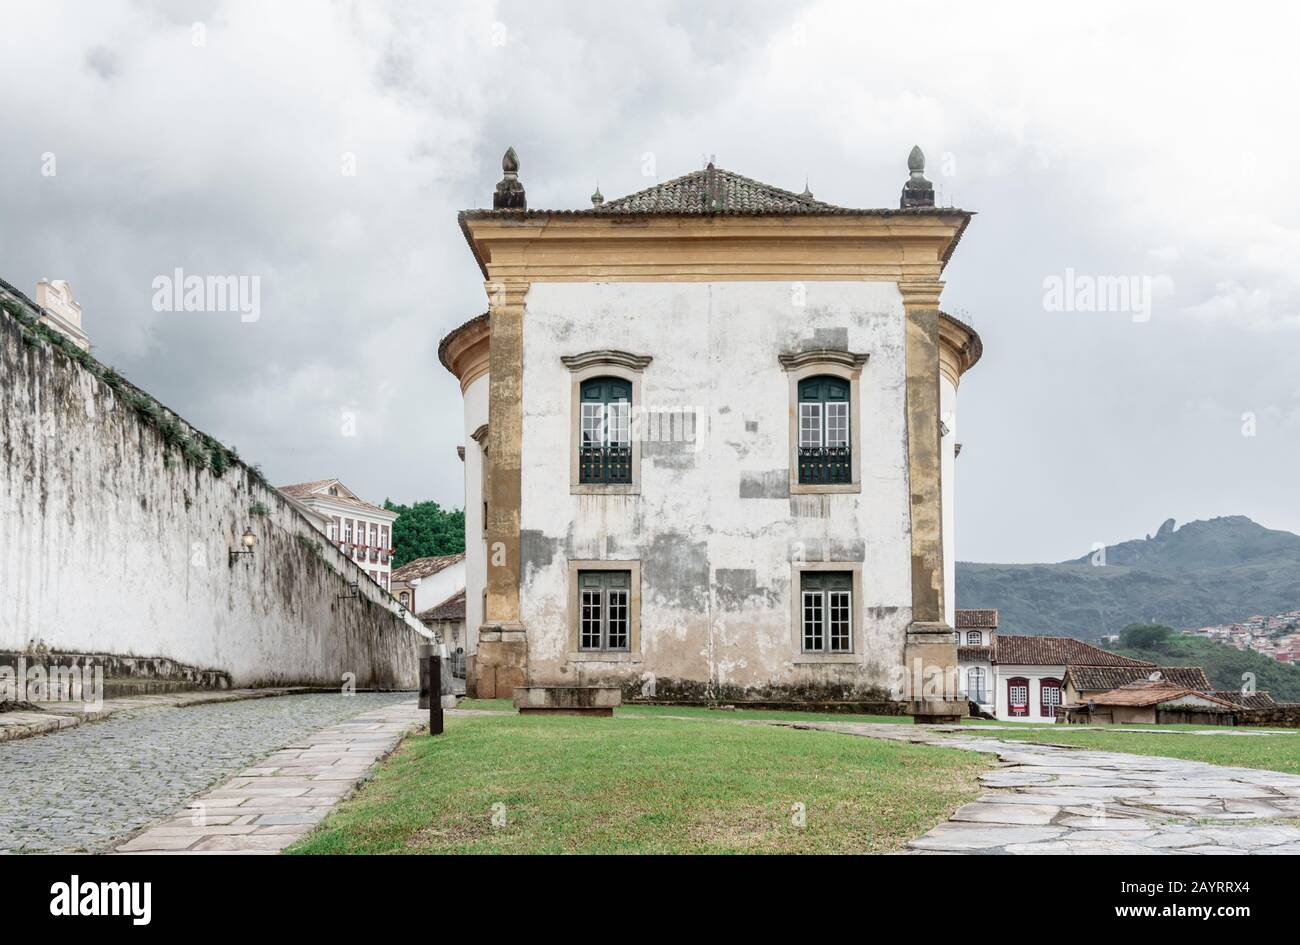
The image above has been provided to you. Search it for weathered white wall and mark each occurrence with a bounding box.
[461,373,488,658]
[0,314,423,688]
[516,281,913,700]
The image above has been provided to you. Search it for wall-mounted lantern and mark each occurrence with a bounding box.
[229,527,257,564]
[337,581,359,601]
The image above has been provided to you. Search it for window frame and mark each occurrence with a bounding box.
[778,350,868,495]
[1040,677,1062,718]
[967,667,987,703]
[1007,676,1030,717]
[567,559,642,662]
[563,351,652,496]
[966,630,983,645]
[789,560,863,663]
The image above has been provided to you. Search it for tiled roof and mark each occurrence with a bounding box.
[955,609,998,629]
[1065,665,1211,693]
[391,552,465,583]
[1212,690,1277,710]
[958,645,994,662]
[278,479,338,498]
[995,635,1154,668]
[591,166,842,215]
[1079,681,1237,709]
[419,589,466,623]
[277,479,392,518]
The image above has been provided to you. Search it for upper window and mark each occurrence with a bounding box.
[800,571,853,654]
[577,569,631,651]
[966,630,982,645]
[578,376,632,484]
[797,375,851,485]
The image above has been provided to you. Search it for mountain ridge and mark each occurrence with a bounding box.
[956,516,1300,639]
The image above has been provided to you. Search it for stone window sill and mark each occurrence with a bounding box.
[567,652,642,664]
[571,483,640,496]
[792,653,859,665]
[790,483,860,495]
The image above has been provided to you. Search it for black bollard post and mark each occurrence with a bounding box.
[429,654,444,736]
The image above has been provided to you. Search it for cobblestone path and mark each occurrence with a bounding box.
[0,691,412,853]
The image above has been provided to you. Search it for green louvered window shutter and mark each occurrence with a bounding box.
[797,375,851,484]
[579,376,633,484]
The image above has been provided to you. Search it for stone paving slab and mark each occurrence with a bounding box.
[0,687,341,743]
[113,700,427,854]
[751,719,1300,855]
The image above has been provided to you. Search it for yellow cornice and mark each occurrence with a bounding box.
[462,214,968,284]
[938,312,983,387]
[439,314,490,393]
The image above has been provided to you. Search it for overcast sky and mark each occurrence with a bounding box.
[3,0,1297,562]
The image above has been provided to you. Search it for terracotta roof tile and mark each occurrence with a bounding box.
[391,552,465,583]
[955,609,998,629]
[1077,680,1237,709]
[1212,690,1277,710]
[958,645,994,662]
[1065,665,1211,693]
[419,589,465,623]
[995,635,1154,668]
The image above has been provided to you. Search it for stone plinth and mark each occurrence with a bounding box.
[513,686,621,717]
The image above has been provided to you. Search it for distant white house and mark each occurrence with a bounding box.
[390,553,465,618]
[277,479,398,590]
[956,609,1157,721]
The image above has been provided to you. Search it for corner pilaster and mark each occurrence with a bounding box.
[479,280,529,698]
[900,279,962,722]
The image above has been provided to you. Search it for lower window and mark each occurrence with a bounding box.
[578,570,631,651]
[800,571,852,654]
[1008,677,1029,717]
[1040,678,1062,717]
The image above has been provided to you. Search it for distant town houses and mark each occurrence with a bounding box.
[1186,608,1300,663]
[277,479,398,591]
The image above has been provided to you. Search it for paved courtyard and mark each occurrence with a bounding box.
[0,691,413,853]
[758,720,1300,854]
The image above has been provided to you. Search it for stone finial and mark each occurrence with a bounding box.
[900,144,935,209]
[493,146,526,210]
[800,178,814,199]
[590,183,604,207]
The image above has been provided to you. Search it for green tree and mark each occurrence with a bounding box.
[1118,623,1174,652]
[385,500,464,567]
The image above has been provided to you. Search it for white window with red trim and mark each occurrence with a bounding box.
[1007,677,1029,717]
[1040,678,1062,718]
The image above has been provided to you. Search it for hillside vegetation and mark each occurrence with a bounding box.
[1110,624,1300,703]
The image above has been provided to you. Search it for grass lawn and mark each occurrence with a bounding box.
[286,712,990,854]
[966,727,1300,774]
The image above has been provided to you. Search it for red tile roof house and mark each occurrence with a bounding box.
[955,609,1168,722]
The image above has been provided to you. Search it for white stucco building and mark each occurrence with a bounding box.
[278,479,398,590]
[439,149,983,718]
